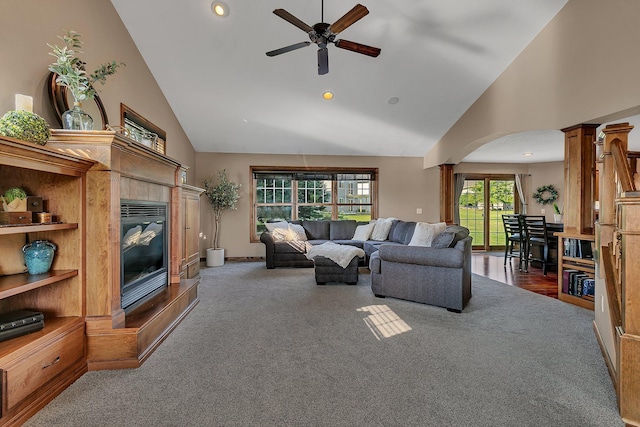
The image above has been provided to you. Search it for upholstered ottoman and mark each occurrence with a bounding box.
[313,255,359,285]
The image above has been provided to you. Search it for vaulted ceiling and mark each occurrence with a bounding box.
[110,0,570,161]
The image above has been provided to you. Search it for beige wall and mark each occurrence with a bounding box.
[196,155,564,258]
[195,153,439,258]
[425,0,640,168]
[0,0,197,177]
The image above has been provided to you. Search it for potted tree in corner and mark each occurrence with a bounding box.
[203,169,241,267]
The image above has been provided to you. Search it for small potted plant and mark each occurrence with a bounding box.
[203,170,241,266]
[553,203,563,223]
[48,29,124,130]
[2,188,28,212]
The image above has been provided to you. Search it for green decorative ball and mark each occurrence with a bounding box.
[0,110,51,145]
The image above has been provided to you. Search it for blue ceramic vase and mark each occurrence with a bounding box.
[22,240,57,275]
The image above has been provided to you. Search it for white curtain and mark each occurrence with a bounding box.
[515,174,528,214]
[453,173,466,225]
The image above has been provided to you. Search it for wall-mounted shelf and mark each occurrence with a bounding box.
[0,223,77,235]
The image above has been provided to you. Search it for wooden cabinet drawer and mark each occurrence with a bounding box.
[3,325,84,411]
[187,259,199,279]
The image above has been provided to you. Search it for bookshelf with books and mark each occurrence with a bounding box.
[556,232,595,310]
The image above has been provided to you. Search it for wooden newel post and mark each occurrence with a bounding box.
[561,124,599,235]
[440,164,455,224]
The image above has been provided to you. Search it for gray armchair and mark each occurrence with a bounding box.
[369,230,472,313]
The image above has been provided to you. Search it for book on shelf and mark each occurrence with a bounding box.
[563,238,594,259]
[562,269,579,294]
[0,310,45,343]
[581,278,595,297]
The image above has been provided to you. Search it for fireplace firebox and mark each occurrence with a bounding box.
[120,201,168,310]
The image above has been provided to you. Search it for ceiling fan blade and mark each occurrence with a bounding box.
[317,47,329,75]
[266,41,311,57]
[334,39,381,57]
[273,9,314,33]
[328,4,369,35]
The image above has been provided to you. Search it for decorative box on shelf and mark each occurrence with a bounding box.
[0,211,32,225]
[35,212,52,223]
[27,196,43,212]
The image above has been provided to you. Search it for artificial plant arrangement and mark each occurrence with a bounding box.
[48,30,124,103]
[203,170,241,250]
[1,188,28,212]
[0,110,50,145]
[553,203,563,215]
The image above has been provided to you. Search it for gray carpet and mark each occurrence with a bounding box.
[25,263,622,427]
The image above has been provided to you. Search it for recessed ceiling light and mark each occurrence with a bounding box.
[387,96,400,105]
[211,1,229,17]
[323,91,334,100]
[523,152,533,156]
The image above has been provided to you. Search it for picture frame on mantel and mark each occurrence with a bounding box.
[120,103,166,154]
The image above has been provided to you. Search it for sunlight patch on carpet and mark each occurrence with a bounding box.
[357,305,412,340]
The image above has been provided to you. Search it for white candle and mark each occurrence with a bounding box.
[15,94,33,113]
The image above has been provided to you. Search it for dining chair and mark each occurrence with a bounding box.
[522,215,555,275]
[502,214,524,270]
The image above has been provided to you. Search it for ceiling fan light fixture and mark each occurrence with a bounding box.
[323,91,334,100]
[211,1,229,17]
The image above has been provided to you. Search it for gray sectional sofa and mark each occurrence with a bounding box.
[260,219,472,312]
[369,227,472,312]
[259,219,416,269]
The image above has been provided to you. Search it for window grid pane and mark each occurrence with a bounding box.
[252,170,376,239]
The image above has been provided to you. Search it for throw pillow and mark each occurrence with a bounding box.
[431,232,456,249]
[265,221,289,232]
[352,223,375,241]
[0,234,28,275]
[288,223,308,241]
[370,219,393,241]
[431,225,470,248]
[408,222,447,247]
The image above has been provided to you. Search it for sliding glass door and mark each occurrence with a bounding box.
[459,176,517,251]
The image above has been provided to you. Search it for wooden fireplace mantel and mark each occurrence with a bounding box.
[47,130,199,370]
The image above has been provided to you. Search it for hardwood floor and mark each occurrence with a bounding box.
[472,251,558,298]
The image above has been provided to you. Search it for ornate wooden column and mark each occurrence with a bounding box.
[561,124,599,235]
[439,164,455,224]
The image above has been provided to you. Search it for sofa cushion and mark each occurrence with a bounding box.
[302,220,330,240]
[330,220,357,240]
[352,223,374,241]
[332,240,365,249]
[388,220,416,244]
[432,225,470,249]
[408,222,446,247]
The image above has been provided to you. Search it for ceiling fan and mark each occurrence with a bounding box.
[266,1,381,75]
